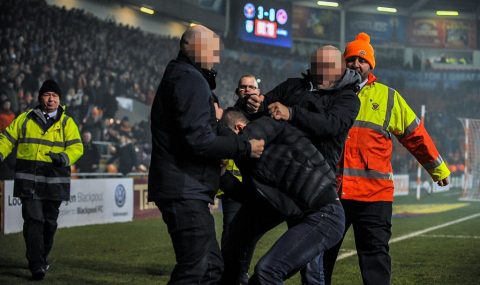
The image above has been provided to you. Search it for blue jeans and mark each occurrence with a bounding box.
[157,199,223,285]
[221,199,345,285]
[300,252,325,285]
[249,203,345,285]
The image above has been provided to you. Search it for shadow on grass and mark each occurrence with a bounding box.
[1,256,173,284]
[0,261,32,284]
[59,257,173,279]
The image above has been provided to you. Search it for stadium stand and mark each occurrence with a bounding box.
[1,0,479,180]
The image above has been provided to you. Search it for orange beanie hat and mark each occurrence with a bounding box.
[344,32,375,69]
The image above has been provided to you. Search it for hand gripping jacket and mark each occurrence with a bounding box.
[0,107,83,200]
[338,74,450,202]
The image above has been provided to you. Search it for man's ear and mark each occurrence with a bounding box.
[234,122,246,133]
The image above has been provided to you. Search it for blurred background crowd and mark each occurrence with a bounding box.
[1,0,478,180]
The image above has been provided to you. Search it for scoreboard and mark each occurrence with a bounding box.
[235,1,292,48]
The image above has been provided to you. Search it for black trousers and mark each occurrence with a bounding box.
[157,199,223,285]
[220,195,242,249]
[220,195,250,284]
[21,198,62,271]
[323,200,393,285]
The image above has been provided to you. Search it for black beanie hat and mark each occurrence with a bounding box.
[38,79,62,99]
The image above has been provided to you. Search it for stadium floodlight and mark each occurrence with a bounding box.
[436,10,459,16]
[317,1,339,8]
[140,6,155,15]
[377,7,397,13]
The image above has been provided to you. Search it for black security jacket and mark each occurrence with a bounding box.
[148,54,251,203]
[236,70,361,171]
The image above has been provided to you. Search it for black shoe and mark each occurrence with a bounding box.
[31,267,46,280]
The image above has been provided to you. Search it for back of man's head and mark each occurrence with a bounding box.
[220,108,249,132]
[180,25,220,70]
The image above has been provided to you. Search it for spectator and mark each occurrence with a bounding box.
[75,130,100,173]
[0,100,15,131]
[107,135,137,175]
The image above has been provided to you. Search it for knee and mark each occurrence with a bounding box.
[253,258,283,283]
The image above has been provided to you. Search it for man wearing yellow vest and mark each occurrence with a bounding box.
[323,33,450,285]
[0,79,83,280]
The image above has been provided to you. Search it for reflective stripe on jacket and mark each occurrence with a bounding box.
[217,159,242,197]
[338,73,450,202]
[0,106,83,200]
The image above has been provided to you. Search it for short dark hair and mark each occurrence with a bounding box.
[220,107,249,130]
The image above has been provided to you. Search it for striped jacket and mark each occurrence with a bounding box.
[0,106,83,201]
[338,73,450,202]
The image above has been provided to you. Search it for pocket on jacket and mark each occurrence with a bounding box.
[366,152,390,172]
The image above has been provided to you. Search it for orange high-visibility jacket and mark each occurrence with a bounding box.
[338,73,450,202]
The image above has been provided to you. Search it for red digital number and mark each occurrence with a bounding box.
[254,19,277,39]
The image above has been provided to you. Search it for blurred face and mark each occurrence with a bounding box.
[184,29,220,70]
[82,131,92,143]
[311,47,344,89]
[2,101,10,110]
[237,76,259,98]
[40,92,60,113]
[345,56,371,81]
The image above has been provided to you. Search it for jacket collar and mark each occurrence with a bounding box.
[366,72,377,85]
[302,69,361,92]
[31,105,65,125]
[177,52,217,90]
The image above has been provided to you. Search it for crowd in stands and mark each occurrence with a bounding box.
[1,0,478,179]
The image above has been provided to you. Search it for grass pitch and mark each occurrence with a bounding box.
[1,188,480,284]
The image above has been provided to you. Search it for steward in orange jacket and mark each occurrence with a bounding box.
[323,33,451,285]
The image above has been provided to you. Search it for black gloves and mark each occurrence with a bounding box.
[47,152,67,167]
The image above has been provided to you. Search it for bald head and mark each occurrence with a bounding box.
[180,25,220,70]
[311,45,346,89]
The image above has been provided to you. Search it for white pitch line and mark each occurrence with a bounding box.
[420,234,480,239]
[337,212,480,261]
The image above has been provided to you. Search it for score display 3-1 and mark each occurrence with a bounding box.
[238,1,292,48]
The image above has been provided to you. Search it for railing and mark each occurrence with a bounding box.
[71,172,148,178]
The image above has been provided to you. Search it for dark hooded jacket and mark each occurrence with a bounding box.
[148,53,251,203]
[236,69,361,171]
[220,116,337,218]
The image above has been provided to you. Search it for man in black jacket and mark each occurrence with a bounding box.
[241,45,360,172]
[232,45,361,284]
[148,25,264,284]
[219,109,344,284]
